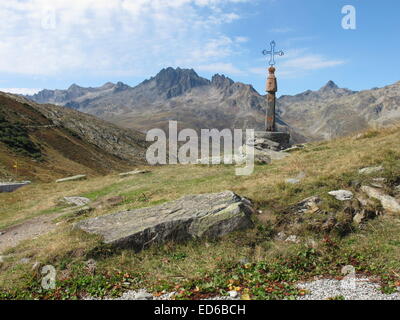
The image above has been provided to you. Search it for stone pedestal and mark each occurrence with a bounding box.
[249,131,291,151]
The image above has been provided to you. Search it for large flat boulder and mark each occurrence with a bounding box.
[56,175,87,183]
[75,191,254,251]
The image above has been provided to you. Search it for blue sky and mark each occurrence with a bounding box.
[0,0,399,96]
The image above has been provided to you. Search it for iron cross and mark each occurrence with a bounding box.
[262,41,284,66]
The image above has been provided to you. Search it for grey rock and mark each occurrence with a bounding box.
[72,206,93,216]
[284,145,305,152]
[353,211,365,225]
[359,166,384,175]
[285,172,306,184]
[32,261,42,272]
[62,196,91,207]
[133,290,154,300]
[119,170,150,177]
[291,196,322,214]
[20,258,31,264]
[275,232,287,241]
[361,186,400,214]
[285,178,301,184]
[285,235,300,243]
[75,191,254,251]
[228,290,239,298]
[328,190,354,201]
[353,210,377,225]
[115,289,154,300]
[297,278,400,300]
[56,175,87,183]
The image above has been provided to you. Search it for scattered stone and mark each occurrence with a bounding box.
[32,261,42,272]
[275,231,287,241]
[119,170,150,177]
[85,259,97,274]
[351,180,362,189]
[359,166,384,175]
[306,239,318,249]
[239,258,250,265]
[361,186,400,214]
[75,191,254,251]
[56,175,87,183]
[132,290,154,300]
[284,145,306,153]
[285,235,300,243]
[290,196,322,215]
[228,291,239,298]
[0,181,31,193]
[285,172,306,184]
[297,278,400,300]
[353,211,366,225]
[20,258,31,264]
[328,190,354,201]
[249,131,291,151]
[72,205,93,216]
[61,196,91,207]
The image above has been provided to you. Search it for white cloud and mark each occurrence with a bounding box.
[0,0,249,77]
[197,62,243,75]
[0,88,42,95]
[250,48,346,78]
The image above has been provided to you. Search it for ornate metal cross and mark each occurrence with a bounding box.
[262,40,284,66]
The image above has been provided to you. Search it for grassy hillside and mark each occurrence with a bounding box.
[0,93,147,182]
[0,124,400,299]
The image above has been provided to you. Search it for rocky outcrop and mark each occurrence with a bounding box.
[61,196,91,207]
[75,191,254,251]
[361,186,400,214]
[328,190,354,201]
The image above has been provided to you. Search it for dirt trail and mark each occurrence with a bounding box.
[0,211,67,253]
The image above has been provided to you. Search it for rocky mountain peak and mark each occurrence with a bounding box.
[320,80,339,91]
[211,74,235,89]
[113,81,130,92]
[152,67,210,98]
[101,82,116,90]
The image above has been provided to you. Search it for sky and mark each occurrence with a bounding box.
[0,0,399,96]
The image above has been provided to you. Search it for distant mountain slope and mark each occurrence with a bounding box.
[277,80,400,140]
[27,68,305,143]
[0,92,147,182]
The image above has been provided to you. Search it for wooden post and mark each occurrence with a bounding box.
[266,66,277,132]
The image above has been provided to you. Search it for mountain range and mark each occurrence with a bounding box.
[27,67,400,142]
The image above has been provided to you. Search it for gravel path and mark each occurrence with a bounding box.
[0,211,66,253]
[89,278,400,301]
[296,278,400,300]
